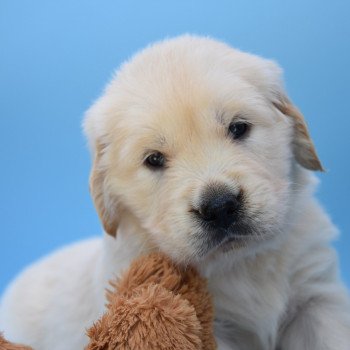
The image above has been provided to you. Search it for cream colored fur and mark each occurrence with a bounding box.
[1,36,349,350]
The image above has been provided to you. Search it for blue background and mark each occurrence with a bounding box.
[1,0,349,293]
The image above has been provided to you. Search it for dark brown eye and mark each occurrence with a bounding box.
[228,122,250,140]
[145,152,165,169]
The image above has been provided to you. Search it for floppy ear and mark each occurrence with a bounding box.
[236,54,323,171]
[273,94,324,171]
[90,142,119,237]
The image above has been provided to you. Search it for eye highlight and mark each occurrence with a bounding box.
[228,121,251,140]
[145,152,166,169]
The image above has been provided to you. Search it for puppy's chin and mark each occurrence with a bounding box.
[191,222,280,261]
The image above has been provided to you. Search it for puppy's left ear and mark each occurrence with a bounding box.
[83,96,120,237]
[90,142,119,237]
[273,94,324,171]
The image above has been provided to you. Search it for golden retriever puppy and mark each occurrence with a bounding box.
[1,35,349,350]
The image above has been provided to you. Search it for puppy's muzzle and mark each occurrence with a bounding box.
[194,184,243,230]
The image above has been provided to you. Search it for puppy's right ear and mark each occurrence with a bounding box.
[90,142,119,237]
[272,94,324,172]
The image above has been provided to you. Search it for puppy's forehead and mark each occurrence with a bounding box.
[109,36,281,147]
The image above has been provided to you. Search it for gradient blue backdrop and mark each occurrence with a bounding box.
[1,0,349,293]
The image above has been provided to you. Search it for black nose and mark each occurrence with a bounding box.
[198,189,241,229]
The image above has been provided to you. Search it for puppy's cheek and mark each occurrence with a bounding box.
[243,176,290,231]
[146,219,197,262]
[143,190,198,262]
[111,166,165,218]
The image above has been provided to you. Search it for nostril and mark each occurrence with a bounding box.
[225,201,236,215]
[199,205,216,221]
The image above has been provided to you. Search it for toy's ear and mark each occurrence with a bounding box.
[90,142,119,237]
[273,94,324,171]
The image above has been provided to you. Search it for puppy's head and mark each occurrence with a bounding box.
[84,36,322,263]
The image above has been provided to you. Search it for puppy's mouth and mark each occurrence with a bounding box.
[207,223,254,248]
[193,220,273,257]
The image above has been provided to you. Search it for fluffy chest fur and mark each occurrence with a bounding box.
[208,253,289,349]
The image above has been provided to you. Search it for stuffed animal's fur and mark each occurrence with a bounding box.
[86,252,215,350]
[0,253,215,350]
[0,334,32,350]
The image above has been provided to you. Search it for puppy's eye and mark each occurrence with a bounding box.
[145,152,166,169]
[228,122,250,140]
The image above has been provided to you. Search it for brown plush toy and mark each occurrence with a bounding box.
[0,334,32,350]
[0,253,216,350]
[86,252,216,350]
